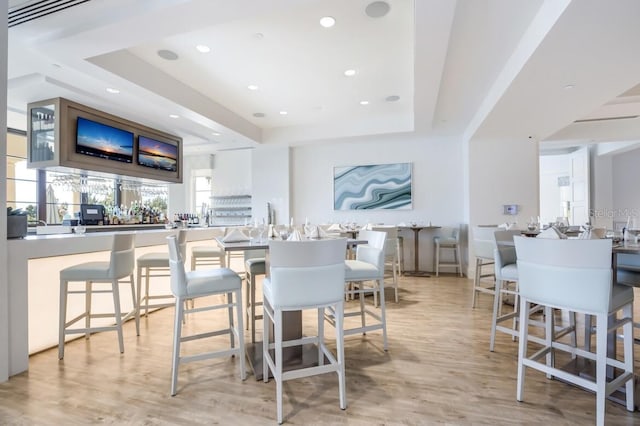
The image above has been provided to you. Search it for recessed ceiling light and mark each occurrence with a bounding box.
[385,95,400,102]
[106,88,120,94]
[360,100,369,106]
[253,112,265,118]
[564,84,575,90]
[320,16,336,28]
[212,131,221,136]
[247,84,259,91]
[279,111,288,115]
[195,44,211,53]
[365,1,391,18]
[169,114,179,119]
[157,49,179,60]
[253,32,264,39]
[344,69,357,77]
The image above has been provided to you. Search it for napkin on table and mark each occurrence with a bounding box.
[327,223,342,231]
[287,228,303,241]
[536,226,566,239]
[222,228,250,242]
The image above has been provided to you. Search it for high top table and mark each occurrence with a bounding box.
[398,225,441,277]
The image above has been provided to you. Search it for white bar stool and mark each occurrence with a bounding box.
[58,233,138,359]
[167,235,246,396]
[135,229,187,317]
[244,249,266,343]
[433,226,463,277]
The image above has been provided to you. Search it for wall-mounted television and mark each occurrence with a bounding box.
[137,135,178,172]
[76,116,134,163]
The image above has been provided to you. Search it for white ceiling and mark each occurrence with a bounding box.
[6,0,640,155]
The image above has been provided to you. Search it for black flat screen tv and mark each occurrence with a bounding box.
[76,116,134,163]
[137,135,178,172]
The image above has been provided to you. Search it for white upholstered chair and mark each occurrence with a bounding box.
[58,233,138,359]
[372,225,401,303]
[514,237,634,426]
[167,235,245,396]
[135,229,187,317]
[262,239,347,424]
[434,226,463,277]
[489,229,521,351]
[244,249,266,343]
[341,229,388,351]
[471,226,497,308]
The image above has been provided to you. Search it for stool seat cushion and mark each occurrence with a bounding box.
[345,259,380,281]
[191,246,224,257]
[137,252,169,268]
[245,258,266,274]
[434,236,458,246]
[60,261,112,281]
[183,268,241,297]
[499,264,518,281]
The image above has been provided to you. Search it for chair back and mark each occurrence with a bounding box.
[167,235,188,297]
[472,226,497,260]
[356,230,387,274]
[372,226,398,257]
[268,239,347,309]
[514,236,613,313]
[493,230,521,278]
[107,233,136,279]
[177,229,188,260]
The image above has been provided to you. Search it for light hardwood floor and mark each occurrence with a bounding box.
[1,273,639,425]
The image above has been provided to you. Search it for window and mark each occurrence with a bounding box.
[194,174,212,216]
[6,130,38,223]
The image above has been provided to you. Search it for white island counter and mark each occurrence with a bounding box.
[5,227,225,377]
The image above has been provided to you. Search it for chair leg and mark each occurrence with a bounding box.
[263,299,270,383]
[245,272,251,331]
[58,279,68,360]
[471,258,481,308]
[144,267,151,317]
[136,265,143,316]
[335,300,346,410]
[516,297,529,402]
[275,308,283,424]
[595,313,607,426]
[435,242,440,277]
[130,273,139,336]
[544,306,553,379]
[170,299,184,396]
[85,281,92,339]
[227,292,235,349]
[317,307,325,366]
[622,304,635,412]
[378,278,388,351]
[235,288,246,380]
[489,279,503,352]
[456,244,463,277]
[111,279,125,354]
[250,274,257,344]
[359,287,366,333]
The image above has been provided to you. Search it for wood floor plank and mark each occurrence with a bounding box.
[1,274,639,425]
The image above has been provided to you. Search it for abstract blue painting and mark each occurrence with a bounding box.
[334,163,412,210]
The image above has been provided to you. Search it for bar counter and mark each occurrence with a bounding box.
[6,226,225,377]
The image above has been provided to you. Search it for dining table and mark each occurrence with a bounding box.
[398,225,441,277]
[215,235,367,380]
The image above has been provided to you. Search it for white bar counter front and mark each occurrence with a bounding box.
[5,227,224,378]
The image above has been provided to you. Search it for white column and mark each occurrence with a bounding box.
[1,0,10,383]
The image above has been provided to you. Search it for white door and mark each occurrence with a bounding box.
[569,146,590,226]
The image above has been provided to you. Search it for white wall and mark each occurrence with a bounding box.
[290,132,466,272]
[612,147,640,227]
[591,152,613,230]
[252,146,290,226]
[468,136,539,275]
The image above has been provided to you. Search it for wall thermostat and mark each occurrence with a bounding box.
[503,204,519,215]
